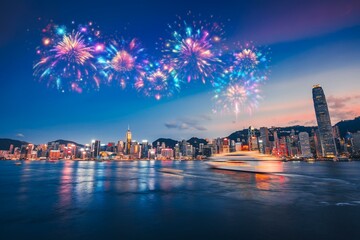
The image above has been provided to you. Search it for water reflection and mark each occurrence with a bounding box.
[58,161,74,207]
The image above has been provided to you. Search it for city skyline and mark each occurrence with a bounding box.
[1,0,360,144]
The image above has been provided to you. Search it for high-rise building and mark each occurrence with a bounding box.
[352,132,360,154]
[126,125,132,155]
[299,132,312,158]
[9,144,14,154]
[312,85,337,157]
[91,140,101,158]
[259,127,270,154]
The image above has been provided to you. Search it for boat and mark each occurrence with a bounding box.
[206,151,284,173]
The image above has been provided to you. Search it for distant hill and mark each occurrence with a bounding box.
[0,138,29,150]
[50,139,84,148]
[276,126,316,137]
[152,137,209,149]
[336,116,360,137]
[152,138,178,148]
[227,129,249,142]
[187,137,208,148]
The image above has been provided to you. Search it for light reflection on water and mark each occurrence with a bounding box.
[1,160,360,239]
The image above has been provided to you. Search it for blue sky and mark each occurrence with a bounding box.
[1,0,360,144]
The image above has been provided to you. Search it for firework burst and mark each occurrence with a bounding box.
[33,21,103,93]
[98,38,147,89]
[53,32,94,65]
[161,13,224,84]
[135,62,180,100]
[226,42,271,81]
[213,74,261,118]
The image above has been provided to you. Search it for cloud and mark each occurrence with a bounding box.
[16,133,24,138]
[194,125,207,131]
[327,95,352,109]
[164,117,207,131]
[304,120,316,126]
[331,110,357,122]
[288,120,301,125]
[164,122,178,129]
[199,114,212,121]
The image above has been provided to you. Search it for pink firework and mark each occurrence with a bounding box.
[53,32,94,65]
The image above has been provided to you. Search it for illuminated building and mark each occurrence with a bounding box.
[248,126,258,151]
[313,129,323,157]
[174,143,181,158]
[259,127,270,154]
[126,126,132,155]
[352,131,360,154]
[91,140,100,158]
[199,143,204,154]
[9,144,14,154]
[161,148,174,160]
[148,148,156,159]
[117,140,124,154]
[222,138,230,153]
[312,85,337,157]
[49,150,61,160]
[141,140,150,158]
[299,132,313,158]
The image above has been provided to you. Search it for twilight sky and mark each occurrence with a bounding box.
[1,0,360,144]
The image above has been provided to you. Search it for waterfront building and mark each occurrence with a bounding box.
[161,148,174,160]
[9,144,13,154]
[248,126,259,151]
[299,132,313,158]
[312,84,337,157]
[352,131,360,154]
[91,140,101,158]
[199,143,204,154]
[126,126,132,155]
[141,140,150,158]
[148,148,156,159]
[222,138,230,153]
[117,140,124,154]
[259,127,270,154]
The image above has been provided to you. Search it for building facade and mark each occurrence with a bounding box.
[312,85,337,157]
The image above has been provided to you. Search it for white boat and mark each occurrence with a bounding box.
[206,151,284,173]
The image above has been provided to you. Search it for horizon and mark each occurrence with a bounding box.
[1,0,360,144]
[2,115,359,146]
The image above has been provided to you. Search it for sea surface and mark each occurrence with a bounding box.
[0,160,360,240]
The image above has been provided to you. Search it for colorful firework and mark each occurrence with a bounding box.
[225,42,271,81]
[161,13,224,84]
[33,21,103,93]
[98,38,148,89]
[135,62,181,100]
[213,75,262,118]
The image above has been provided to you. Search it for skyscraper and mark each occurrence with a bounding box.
[312,84,337,158]
[126,125,132,155]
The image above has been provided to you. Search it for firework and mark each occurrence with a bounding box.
[135,62,180,100]
[161,13,224,84]
[34,22,103,93]
[213,75,261,118]
[99,38,148,89]
[226,42,271,81]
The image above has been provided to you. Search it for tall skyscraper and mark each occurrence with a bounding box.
[312,84,337,158]
[126,125,132,155]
